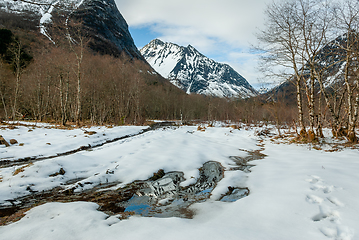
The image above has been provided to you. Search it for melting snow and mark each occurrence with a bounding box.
[0,123,358,240]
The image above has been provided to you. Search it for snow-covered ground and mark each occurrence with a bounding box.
[0,123,358,240]
[0,123,146,161]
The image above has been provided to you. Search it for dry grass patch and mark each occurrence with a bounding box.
[0,208,31,226]
[197,126,206,132]
[13,163,34,176]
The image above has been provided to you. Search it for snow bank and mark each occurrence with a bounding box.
[0,125,146,161]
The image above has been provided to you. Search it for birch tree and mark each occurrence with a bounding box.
[257,0,308,138]
[334,0,359,142]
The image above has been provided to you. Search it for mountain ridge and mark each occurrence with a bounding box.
[141,39,257,98]
[0,0,143,59]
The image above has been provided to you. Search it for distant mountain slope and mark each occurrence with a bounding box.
[0,0,143,59]
[141,39,257,98]
[264,34,349,100]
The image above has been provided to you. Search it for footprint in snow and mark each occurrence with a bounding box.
[327,196,344,207]
[307,175,321,184]
[307,176,335,194]
[320,226,354,240]
[306,175,353,239]
[306,194,323,204]
[310,184,334,194]
[311,204,340,223]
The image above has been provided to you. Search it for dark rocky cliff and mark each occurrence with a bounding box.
[73,0,143,59]
[0,0,143,60]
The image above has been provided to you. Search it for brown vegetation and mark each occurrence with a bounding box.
[0,23,298,127]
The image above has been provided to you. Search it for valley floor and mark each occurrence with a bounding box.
[0,122,358,240]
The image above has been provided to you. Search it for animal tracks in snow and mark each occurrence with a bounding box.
[320,226,354,240]
[308,175,336,194]
[327,197,344,207]
[306,175,353,240]
[306,194,324,204]
[311,205,340,223]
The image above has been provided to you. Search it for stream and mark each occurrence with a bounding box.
[0,124,267,225]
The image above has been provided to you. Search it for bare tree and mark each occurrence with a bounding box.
[63,19,88,126]
[334,0,359,142]
[295,0,337,140]
[0,60,9,120]
[257,0,308,138]
[57,63,70,125]
[9,39,24,120]
[257,0,359,141]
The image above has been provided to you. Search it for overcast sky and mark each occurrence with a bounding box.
[114,0,273,89]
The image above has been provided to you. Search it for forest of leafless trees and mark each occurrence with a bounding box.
[0,9,297,127]
[0,22,275,126]
[258,0,359,143]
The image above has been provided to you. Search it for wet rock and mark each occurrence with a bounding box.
[219,187,250,202]
[185,161,224,194]
[141,172,184,199]
[59,168,66,175]
[119,161,224,218]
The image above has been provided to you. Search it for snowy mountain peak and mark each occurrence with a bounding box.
[149,38,165,47]
[141,39,257,98]
[187,44,195,50]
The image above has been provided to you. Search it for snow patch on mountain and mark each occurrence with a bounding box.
[39,0,60,42]
[0,0,144,60]
[0,0,84,14]
[1,0,84,41]
[141,39,257,98]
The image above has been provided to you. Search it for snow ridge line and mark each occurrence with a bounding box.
[0,122,176,168]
